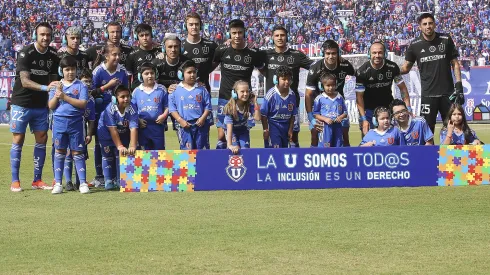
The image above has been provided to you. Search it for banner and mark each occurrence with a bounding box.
[438,145,490,186]
[88,8,107,22]
[0,71,14,100]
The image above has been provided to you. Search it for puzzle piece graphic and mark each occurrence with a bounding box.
[178,183,187,192]
[438,177,448,186]
[164,183,172,192]
[179,160,188,169]
[125,164,135,173]
[134,157,143,167]
[453,157,461,166]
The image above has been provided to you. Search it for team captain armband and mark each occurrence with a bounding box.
[355,83,365,92]
[394,75,404,85]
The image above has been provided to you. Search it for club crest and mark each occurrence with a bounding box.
[226,155,247,182]
[387,137,395,144]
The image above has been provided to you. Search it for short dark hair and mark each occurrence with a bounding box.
[389,99,407,111]
[275,65,293,79]
[321,40,339,52]
[35,22,52,35]
[229,19,245,30]
[59,55,77,69]
[138,62,156,74]
[135,23,152,37]
[80,69,93,80]
[106,21,122,30]
[418,13,435,23]
[272,25,287,35]
[180,60,197,72]
[320,73,336,83]
[113,85,130,97]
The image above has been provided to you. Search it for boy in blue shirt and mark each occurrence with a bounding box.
[360,107,406,146]
[48,56,90,194]
[260,66,297,148]
[131,62,168,150]
[313,73,347,147]
[169,60,212,150]
[390,99,434,145]
[97,85,138,190]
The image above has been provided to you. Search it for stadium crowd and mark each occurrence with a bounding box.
[1,0,490,70]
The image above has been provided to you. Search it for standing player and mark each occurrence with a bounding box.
[86,22,132,70]
[213,19,264,149]
[356,41,411,137]
[153,35,188,89]
[125,23,161,90]
[181,12,219,93]
[10,22,59,192]
[58,27,89,78]
[305,40,355,147]
[400,13,463,133]
[260,25,313,147]
[390,99,434,145]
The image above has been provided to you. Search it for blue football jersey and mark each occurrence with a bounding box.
[313,93,347,120]
[440,128,479,145]
[92,63,129,114]
[131,83,168,125]
[97,102,138,145]
[49,79,89,117]
[396,116,433,145]
[224,103,255,133]
[85,96,96,122]
[168,83,212,122]
[360,127,406,146]
[260,87,297,127]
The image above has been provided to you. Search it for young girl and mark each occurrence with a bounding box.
[313,73,347,147]
[440,104,482,145]
[97,85,138,190]
[131,62,168,150]
[360,107,405,146]
[223,80,260,154]
[91,44,129,187]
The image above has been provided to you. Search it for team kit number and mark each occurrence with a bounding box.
[420,104,431,115]
[11,110,24,122]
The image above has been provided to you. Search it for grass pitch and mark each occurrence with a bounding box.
[1,124,490,274]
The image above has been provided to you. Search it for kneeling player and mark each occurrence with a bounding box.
[261,66,297,148]
[360,107,405,146]
[390,99,433,145]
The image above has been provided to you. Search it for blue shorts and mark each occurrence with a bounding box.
[226,130,250,148]
[10,105,49,133]
[177,123,209,150]
[318,123,343,147]
[359,109,375,130]
[341,117,350,128]
[293,114,300,132]
[267,122,289,148]
[52,116,84,151]
[138,124,166,150]
[216,98,228,129]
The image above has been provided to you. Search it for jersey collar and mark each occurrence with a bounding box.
[186,37,202,44]
[102,63,122,74]
[138,83,159,94]
[61,78,77,88]
[369,59,385,70]
[323,59,338,71]
[321,93,342,101]
[33,43,48,54]
[274,86,291,100]
[397,116,412,133]
[178,82,198,91]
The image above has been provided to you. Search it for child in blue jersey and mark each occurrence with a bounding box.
[62,69,96,191]
[48,56,90,194]
[390,99,434,145]
[360,106,405,146]
[223,80,261,154]
[97,85,138,190]
[313,73,347,147]
[169,60,212,150]
[261,66,297,148]
[131,62,168,150]
[440,104,482,145]
[91,44,129,187]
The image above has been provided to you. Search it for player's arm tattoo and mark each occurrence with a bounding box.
[400,61,414,74]
[20,71,45,91]
[451,58,462,82]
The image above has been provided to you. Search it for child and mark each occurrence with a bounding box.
[97,85,138,190]
[91,44,129,187]
[131,62,168,150]
[48,56,90,194]
[313,73,347,147]
[223,80,260,154]
[62,69,96,190]
[260,66,297,148]
[440,104,482,145]
[169,60,212,149]
[360,106,405,146]
[390,99,434,145]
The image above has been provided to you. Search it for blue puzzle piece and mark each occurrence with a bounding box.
[438,156,448,165]
[468,158,477,165]
[164,183,172,192]
[437,177,446,186]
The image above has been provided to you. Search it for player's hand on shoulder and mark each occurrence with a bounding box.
[168,84,178,94]
[156,52,165,60]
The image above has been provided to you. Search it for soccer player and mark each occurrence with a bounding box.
[390,99,433,145]
[153,35,188,89]
[305,40,355,147]
[126,23,161,90]
[97,85,138,190]
[360,107,406,146]
[86,22,132,69]
[260,66,297,148]
[131,62,168,150]
[313,73,347,147]
[356,41,411,137]
[91,44,129,187]
[169,60,212,150]
[10,22,59,192]
[181,12,219,93]
[213,19,264,149]
[440,104,482,145]
[48,56,89,194]
[58,26,89,78]
[400,13,463,133]
[260,25,313,147]
[223,80,260,154]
